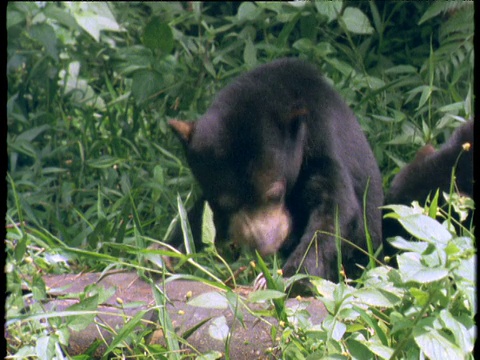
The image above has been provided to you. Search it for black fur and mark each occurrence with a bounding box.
[383,120,474,247]
[169,58,383,281]
[386,120,473,205]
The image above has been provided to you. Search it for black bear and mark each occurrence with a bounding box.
[169,58,383,282]
[383,120,474,246]
[385,120,474,205]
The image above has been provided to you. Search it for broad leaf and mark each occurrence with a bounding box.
[131,69,163,105]
[414,327,464,359]
[143,17,174,53]
[208,316,229,341]
[398,214,452,245]
[65,2,122,41]
[341,7,374,34]
[354,288,401,308]
[188,292,229,309]
[248,289,286,303]
[397,252,448,283]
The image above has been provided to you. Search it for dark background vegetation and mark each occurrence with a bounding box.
[7,1,473,248]
[6,1,474,359]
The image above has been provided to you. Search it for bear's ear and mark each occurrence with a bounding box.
[168,120,195,144]
[413,144,435,162]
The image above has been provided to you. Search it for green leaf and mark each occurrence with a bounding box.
[29,23,58,60]
[248,289,286,303]
[384,65,418,74]
[346,339,373,359]
[322,315,346,341]
[311,278,337,300]
[315,0,343,23]
[226,290,244,326]
[237,2,258,22]
[365,343,394,359]
[255,252,279,291]
[65,2,122,41]
[341,7,374,34]
[454,248,475,284]
[319,297,336,315]
[418,2,459,25]
[352,305,389,347]
[417,85,433,110]
[208,315,229,341]
[277,11,301,47]
[333,282,354,304]
[243,38,257,67]
[11,346,36,358]
[398,214,452,245]
[15,124,51,142]
[103,310,148,357]
[31,274,47,301]
[187,292,229,309]
[86,155,122,169]
[181,318,212,341]
[56,326,70,346]
[66,294,100,332]
[60,61,105,109]
[203,58,216,78]
[353,288,401,308]
[383,204,423,218]
[131,69,163,105]
[292,38,314,53]
[151,283,180,355]
[387,236,429,253]
[35,335,56,360]
[414,327,464,359]
[177,195,195,255]
[439,309,474,353]
[14,233,27,262]
[255,251,286,321]
[397,252,448,283]
[143,17,174,52]
[43,4,79,30]
[202,202,216,247]
[84,283,117,305]
[7,8,24,29]
[428,189,440,219]
[283,273,310,291]
[409,287,429,306]
[114,46,154,75]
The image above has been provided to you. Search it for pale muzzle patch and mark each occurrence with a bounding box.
[229,204,291,256]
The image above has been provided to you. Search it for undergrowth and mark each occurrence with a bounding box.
[6,1,475,359]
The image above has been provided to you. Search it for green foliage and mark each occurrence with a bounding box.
[6,1,474,359]
[274,203,475,359]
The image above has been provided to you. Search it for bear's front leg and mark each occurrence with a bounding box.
[282,169,364,282]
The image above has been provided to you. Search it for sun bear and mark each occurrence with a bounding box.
[169,58,383,281]
[385,120,473,205]
[383,120,474,248]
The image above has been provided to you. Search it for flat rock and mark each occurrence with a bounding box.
[31,272,327,359]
